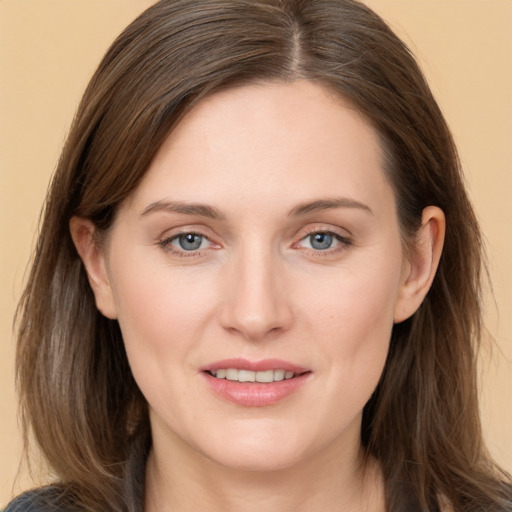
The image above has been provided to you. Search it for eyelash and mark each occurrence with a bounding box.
[158,228,352,257]
[294,228,352,256]
[158,233,209,257]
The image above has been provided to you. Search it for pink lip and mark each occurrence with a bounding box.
[200,358,308,374]
[200,358,312,407]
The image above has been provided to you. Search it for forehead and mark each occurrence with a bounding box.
[123,80,393,218]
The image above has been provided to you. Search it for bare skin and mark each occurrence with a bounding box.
[144,444,385,512]
[71,80,444,512]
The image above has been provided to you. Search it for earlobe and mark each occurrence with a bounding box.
[69,217,118,319]
[393,206,445,323]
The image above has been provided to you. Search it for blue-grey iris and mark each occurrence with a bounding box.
[178,234,203,251]
[310,233,333,250]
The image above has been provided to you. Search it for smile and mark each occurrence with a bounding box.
[209,369,296,382]
[202,359,311,406]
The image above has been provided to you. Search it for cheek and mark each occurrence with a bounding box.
[307,261,400,344]
[107,255,218,376]
[108,261,223,436]
[303,252,402,393]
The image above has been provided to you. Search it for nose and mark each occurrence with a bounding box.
[218,244,293,341]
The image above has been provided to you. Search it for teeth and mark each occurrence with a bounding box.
[273,369,285,381]
[255,369,274,383]
[210,368,296,382]
[226,369,239,381]
[238,370,255,382]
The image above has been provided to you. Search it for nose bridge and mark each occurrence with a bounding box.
[219,237,292,340]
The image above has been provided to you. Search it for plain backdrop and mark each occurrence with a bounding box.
[1,0,511,505]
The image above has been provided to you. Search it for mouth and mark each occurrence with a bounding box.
[206,368,298,383]
[201,359,311,406]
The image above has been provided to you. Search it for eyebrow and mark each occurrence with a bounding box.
[288,197,374,217]
[141,197,373,220]
[141,200,225,219]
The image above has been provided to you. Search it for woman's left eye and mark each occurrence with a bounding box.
[297,231,349,252]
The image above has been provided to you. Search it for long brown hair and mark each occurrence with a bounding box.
[15,1,512,510]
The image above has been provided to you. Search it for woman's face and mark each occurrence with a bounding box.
[90,80,417,472]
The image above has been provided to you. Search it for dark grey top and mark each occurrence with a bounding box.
[4,488,66,512]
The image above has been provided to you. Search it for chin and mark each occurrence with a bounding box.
[199,426,308,473]
[209,447,305,473]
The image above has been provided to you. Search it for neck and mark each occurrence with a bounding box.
[144,430,385,512]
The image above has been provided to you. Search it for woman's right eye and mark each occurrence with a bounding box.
[159,232,213,255]
[305,232,336,251]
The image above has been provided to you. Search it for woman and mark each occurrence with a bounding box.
[6,0,512,510]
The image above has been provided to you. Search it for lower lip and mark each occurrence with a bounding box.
[203,372,311,407]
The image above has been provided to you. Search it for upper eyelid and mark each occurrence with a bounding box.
[160,225,216,240]
[297,224,352,240]
[157,225,352,246]
[158,228,215,247]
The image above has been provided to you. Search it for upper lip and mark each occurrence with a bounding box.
[200,358,309,374]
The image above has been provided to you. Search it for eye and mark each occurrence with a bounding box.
[296,230,350,252]
[173,233,207,251]
[160,232,214,255]
[307,232,335,250]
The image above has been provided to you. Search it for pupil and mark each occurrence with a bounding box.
[310,233,332,250]
[179,234,202,250]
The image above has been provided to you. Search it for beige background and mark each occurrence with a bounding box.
[1,0,511,506]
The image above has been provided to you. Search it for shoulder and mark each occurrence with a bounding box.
[4,488,67,512]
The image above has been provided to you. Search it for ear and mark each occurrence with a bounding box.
[69,217,118,319]
[394,206,445,323]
